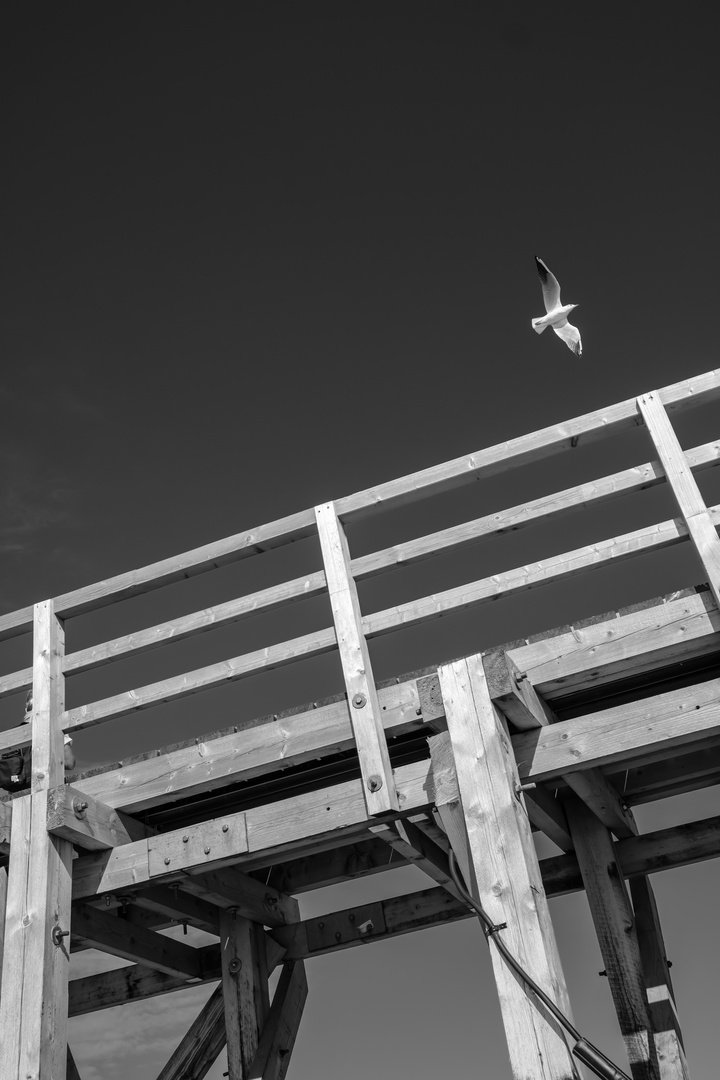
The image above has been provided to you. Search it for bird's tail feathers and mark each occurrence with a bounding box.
[531,318,547,334]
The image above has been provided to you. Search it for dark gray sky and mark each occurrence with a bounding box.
[2,6,720,1078]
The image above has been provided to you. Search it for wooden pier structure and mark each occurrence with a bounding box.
[1,369,720,1078]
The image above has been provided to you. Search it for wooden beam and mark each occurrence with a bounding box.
[132,885,220,935]
[433,658,578,1079]
[566,797,660,1079]
[67,1045,82,1080]
[175,867,297,929]
[629,876,689,1079]
[252,959,308,1080]
[220,908,270,1080]
[484,648,635,841]
[72,677,422,813]
[71,903,203,977]
[512,676,720,783]
[0,866,7,975]
[71,757,433,901]
[0,602,74,1080]
[315,501,397,815]
[336,368,720,521]
[639,391,720,610]
[370,819,467,902]
[47,784,149,849]
[508,588,719,702]
[155,984,226,1080]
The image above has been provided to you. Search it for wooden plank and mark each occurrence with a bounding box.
[434,658,578,1079]
[72,903,203,977]
[512,676,720,783]
[370,819,467,902]
[156,984,226,1080]
[336,368,720,522]
[364,507,720,641]
[220,908,269,1080]
[126,885,221,935]
[73,677,422,813]
[47,785,149,849]
[71,758,434,901]
[315,501,397,815]
[252,959,308,1080]
[508,588,720,701]
[63,627,338,732]
[176,867,297,928]
[0,665,32,702]
[566,797,660,1079]
[67,1045,82,1080]
[0,602,75,1080]
[0,801,11,855]
[0,866,7,976]
[639,391,720,610]
[629,875,689,1079]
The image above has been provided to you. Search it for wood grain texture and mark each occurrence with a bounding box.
[567,797,660,1079]
[436,657,578,1079]
[252,959,308,1080]
[629,875,689,1080]
[155,984,226,1080]
[71,903,202,977]
[315,501,397,815]
[639,391,720,610]
[220,909,269,1080]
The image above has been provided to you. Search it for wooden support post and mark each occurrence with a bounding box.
[66,1046,82,1080]
[433,656,579,1079]
[0,600,74,1080]
[220,908,270,1079]
[0,865,7,981]
[156,984,227,1080]
[566,797,660,1079]
[315,501,397,815]
[638,391,720,610]
[629,875,689,1079]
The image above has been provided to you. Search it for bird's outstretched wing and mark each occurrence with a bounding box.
[553,321,582,356]
[535,256,561,313]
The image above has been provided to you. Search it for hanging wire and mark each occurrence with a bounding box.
[448,850,632,1080]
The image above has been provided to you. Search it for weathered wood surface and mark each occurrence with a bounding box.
[47,785,150,849]
[252,959,308,1080]
[629,875,689,1079]
[508,588,719,700]
[0,603,75,1080]
[567,797,659,1079]
[220,908,269,1080]
[513,676,720,783]
[315,501,397,815]
[434,659,578,1079]
[71,678,422,812]
[156,983,226,1080]
[639,391,720,611]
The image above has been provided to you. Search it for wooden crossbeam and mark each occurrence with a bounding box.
[72,903,203,977]
[70,676,422,813]
[567,797,660,1079]
[370,818,467,902]
[156,984,227,1080]
[483,649,635,841]
[47,785,149,849]
[508,587,719,701]
[432,659,578,1079]
[173,867,297,928]
[315,501,397,815]
[132,885,221,935]
[639,391,720,610]
[252,959,308,1080]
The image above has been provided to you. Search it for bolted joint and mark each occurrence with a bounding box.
[366,774,383,793]
[227,957,242,975]
[352,693,367,709]
[72,797,89,818]
[51,923,71,947]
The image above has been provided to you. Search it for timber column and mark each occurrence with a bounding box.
[0,600,74,1079]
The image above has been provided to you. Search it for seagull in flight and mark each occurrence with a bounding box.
[532,256,582,356]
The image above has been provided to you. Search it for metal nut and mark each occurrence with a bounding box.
[227,957,242,975]
[72,797,88,817]
[352,693,367,709]
[367,774,383,793]
[164,857,171,866]
[222,823,229,833]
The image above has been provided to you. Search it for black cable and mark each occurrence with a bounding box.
[448,850,632,1080]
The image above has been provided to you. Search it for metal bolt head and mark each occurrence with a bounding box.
[204,846,211,855]
[182,835,189,843]
[164,857,171,866]
[222,823,229,833]
[352,693,367,709]
[227,957,242,975]
[72,797,88,817]
[367,774,383,793]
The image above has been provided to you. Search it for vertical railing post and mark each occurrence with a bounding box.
[0,600,74,1080]
[315,501,397,815]
[638,391,720,610]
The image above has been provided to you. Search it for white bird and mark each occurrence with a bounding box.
[532,256,582,356]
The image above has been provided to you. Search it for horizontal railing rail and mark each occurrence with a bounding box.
[0,369,718,763]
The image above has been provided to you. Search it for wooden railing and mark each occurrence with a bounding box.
[1,369,719,814]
